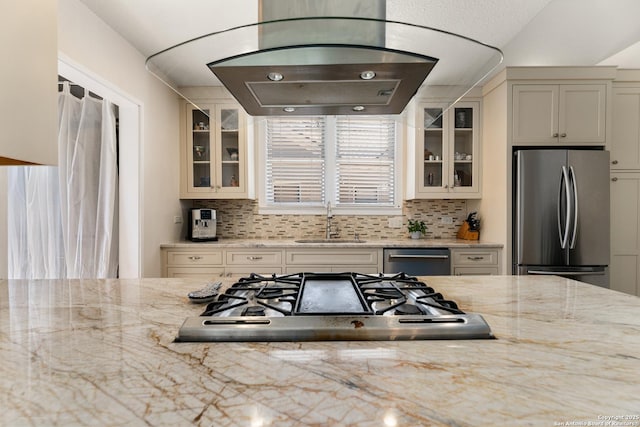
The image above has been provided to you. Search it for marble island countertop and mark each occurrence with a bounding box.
[1,275,639,426]
[161,238,503,249]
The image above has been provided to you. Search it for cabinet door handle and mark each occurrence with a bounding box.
[553,133,559,137]
[247,256,263,261]
[612,160,618,165]
[560,133,567,138]
[467,256,485,261]
[611,177,618,182]
[188,256,202,260]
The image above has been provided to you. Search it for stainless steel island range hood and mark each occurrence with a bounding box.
[145,1,502,117]
[207,45,437,116]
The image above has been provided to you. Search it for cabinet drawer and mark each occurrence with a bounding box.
[285,265,380,274]
[285,265,334,274]
[452,250,498,266]
[225,267,283,275]
[286,249,378,265]
[225,250,283,265]
[454,267,499,276]
[166,251,223,266]
[166,267,224,278]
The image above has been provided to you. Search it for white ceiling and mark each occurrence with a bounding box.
[78,0,640,81]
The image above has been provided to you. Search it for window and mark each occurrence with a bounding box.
[266,117,326,204]
[261,115,400,214]
[335,116,396,205]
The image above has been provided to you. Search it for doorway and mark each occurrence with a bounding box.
[58,58,141,278]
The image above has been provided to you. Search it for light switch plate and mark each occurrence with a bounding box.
[174,216,183,224]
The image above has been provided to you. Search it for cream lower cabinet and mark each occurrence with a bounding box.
[450,248,501,275]
[162,246,502,278]
[225,249,283,275]
[610,172,640,296]
[285,249,381,274]
[162,248,282,278]
[163,249,225,278]
[162,247,380,277]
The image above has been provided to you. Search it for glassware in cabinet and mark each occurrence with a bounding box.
[219,108,241,189]
[453,107,474,188]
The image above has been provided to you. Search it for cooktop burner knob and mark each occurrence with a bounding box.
[394,304,422,315]
[242,306,267,316]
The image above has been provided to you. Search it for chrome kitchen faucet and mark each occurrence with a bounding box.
[326,202,339,239]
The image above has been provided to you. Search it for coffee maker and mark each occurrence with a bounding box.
[188,209,217,242]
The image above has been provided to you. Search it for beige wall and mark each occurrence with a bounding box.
[0,170,6,278]
[469,78,510,270]
[58,0,182,277]
[1,0,58,166]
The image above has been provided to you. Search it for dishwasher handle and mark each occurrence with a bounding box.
[387,254,449,260]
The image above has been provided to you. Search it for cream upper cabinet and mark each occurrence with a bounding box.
[512,84,606,145]
[1,0,57,165]
[180,102,248,199]
[411,101,481,199]
[611,86,640,170]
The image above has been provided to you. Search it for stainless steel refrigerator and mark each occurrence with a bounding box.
[513,149,610,287]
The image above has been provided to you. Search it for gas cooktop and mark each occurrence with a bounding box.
[176,272,494,342]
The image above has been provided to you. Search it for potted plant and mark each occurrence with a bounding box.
[408,219,427,239]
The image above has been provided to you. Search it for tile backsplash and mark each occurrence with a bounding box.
[193,199,467,240]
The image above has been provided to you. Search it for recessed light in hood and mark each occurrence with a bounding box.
[146,15,503,118]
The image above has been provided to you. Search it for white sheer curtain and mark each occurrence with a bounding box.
[8,82,118,279]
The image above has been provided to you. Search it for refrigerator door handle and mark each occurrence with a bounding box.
[557,166,571,249]
[569,166,578,249]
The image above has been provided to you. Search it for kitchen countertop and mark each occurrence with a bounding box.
[161,238,503,249]
[1,275,638,426]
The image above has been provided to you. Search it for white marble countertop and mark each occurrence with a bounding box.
[161,238,503,249]
[1,275,639,426]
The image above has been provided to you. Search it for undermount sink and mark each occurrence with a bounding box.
[295,239,367,244]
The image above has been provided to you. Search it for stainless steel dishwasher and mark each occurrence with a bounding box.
[383,248,451,275]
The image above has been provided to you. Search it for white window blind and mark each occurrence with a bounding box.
[266,117,325,204]
[335,116,396,206]
[264,115,397,210]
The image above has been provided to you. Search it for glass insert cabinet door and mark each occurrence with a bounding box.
[186,103,245,195]
[452,106,474,189]
[218,108,241,190]
[190,107,212,189]
[418,101,479,198]
[423,107,446,189]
